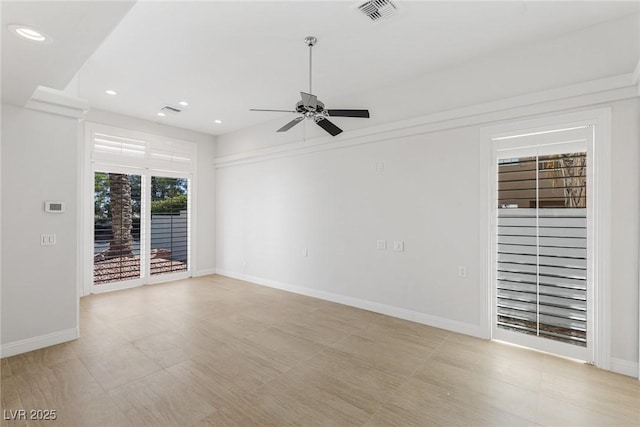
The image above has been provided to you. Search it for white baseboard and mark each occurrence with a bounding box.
[0,328,79,358]
[193,268,217,277]
[610,357,639,378]
[215,270,483,338]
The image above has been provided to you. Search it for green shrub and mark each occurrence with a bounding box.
[151,195,188,214]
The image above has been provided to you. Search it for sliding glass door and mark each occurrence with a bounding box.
[492,126,593,361]
[92,168,191,291]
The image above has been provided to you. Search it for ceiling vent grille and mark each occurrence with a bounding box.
[358,0,398,21]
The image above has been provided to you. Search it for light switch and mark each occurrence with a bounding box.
[376,240,387,250]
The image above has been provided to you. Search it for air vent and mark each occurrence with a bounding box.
[161,105,182,114]
[358,0,397,21]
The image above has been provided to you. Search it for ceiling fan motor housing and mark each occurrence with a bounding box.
[296,99,326,117]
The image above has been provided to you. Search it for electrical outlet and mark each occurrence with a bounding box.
[458,266,467,277]
[376,240,387,250]
[393,241,404,251]
[41,234,56,246]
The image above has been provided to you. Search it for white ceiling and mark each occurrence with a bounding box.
[1,1,135,106]
[3,1,639,136]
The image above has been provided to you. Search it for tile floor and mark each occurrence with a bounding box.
[1,275,638,426]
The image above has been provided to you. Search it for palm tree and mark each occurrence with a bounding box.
[105,173,134,259]
[540,153,586,208]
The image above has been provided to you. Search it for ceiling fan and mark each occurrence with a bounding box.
[250,36,370,136]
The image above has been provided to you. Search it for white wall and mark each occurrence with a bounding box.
[1,104,80,353]
[609,98,640,369]
[216,124,483,329]
[215,95,640,375]
[83,109,217,277]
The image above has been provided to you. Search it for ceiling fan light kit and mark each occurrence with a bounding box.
[250,36,370,137]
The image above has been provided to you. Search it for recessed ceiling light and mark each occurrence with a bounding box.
[105,90,117,96]
[214,119,222,124]
[179,101,189,107]
[157,112,166,117]
[9,24,51,43]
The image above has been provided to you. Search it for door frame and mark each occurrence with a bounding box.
[87,166,194,293]
[81,122,198,296]
[479,107,611,369]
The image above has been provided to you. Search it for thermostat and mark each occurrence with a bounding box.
[44,201,65,213]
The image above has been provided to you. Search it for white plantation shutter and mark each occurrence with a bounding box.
[92,132,147,162]
[148,138,196,172]
[88,123,196,173]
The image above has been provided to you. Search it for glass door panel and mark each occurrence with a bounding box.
[149,176,190,276]
[93,172,143,286]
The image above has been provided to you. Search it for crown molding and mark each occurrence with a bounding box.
[26,86,89,119]
[215,72,638,169]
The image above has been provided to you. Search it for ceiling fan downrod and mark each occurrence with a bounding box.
[304,36,317,94]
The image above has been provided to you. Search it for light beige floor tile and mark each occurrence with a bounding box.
[166,358,257,410]
[7,358,104,411]
[536,392,637,427]
[243,326,327,362]
[68,326,130,358]
[5,343,77,378]
[38,393,135,427]
[1,358,12,379]
[540,370,640,423]
[260,371,372,426]
[108,370,215,427]
[306,347,407,410]
[130,332,193,368]
[282,361,404,416]
[414,357,539,423]
[77,343,162,390]
[330,333,429,376]
[3,275,638,427]
[431,335,544,391]
[0,377,23,418]
[274,317,353,347]
[366,377,538,427]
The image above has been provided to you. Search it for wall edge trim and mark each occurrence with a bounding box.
[610,357,639,378]
[0,328,79,358]
[215,270,483,338]
[193,268,217,277]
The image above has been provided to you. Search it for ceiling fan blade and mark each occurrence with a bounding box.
[315,117,343,136]
[250,109,297,113]
[300,92,317,109]
[327,109,370,118]
[277,116,304,132]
